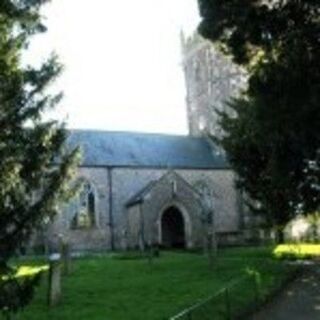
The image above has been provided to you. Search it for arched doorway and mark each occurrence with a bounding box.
[161,206,185,248]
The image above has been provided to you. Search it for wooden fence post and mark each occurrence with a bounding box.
[61,242,71,275]
[225,288,231,320]
[253,273,260,309]
[47,253,61,306]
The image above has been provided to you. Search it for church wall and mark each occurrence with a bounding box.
[178,169,241,232]
[47,166,241,251]
[127,205,141,249]
[111,168,164,247]
[112,167,240,248]
[127,171,204,249]
[48,167,112,252]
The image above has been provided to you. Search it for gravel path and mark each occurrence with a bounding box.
[251,262,320,320]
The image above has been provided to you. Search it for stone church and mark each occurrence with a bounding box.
[42,33,251,252]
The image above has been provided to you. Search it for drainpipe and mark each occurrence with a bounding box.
[107,167,115,250]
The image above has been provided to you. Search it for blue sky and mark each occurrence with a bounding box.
[25,0,200,135]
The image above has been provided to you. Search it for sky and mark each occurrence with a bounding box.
[24,0,201,135]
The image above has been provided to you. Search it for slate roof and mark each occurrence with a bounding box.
[67,129,228,169]
[126,171,203,208]
[125,180,157,207]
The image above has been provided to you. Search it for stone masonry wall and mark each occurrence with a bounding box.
[127,171,204,249]
[47,166,241,251]
[181,32,247,137]
[112,167,241,248]
[48,167,112,252]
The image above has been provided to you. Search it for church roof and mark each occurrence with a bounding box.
[67,129,228,169]
[126,180,157,207]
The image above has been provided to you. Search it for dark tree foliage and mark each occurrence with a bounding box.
[0,0,79,314]
[198,0,320,228]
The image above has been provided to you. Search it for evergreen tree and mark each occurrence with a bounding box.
[0,0,79,314]
[197,1,320,232]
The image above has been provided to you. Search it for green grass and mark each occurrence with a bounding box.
[8,248,297,320]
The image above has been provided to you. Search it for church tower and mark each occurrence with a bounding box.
[181,31,247,137]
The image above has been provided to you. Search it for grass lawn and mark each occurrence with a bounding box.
[8,247,297,320]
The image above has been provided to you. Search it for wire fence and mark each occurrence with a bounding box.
[169,272,263,320]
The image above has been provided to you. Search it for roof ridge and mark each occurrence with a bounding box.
[68,128,193,139]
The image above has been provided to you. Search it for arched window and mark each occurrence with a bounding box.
[71,180,96,229]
